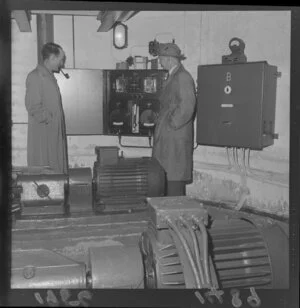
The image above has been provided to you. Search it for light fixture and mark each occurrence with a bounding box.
[113,22,128,49]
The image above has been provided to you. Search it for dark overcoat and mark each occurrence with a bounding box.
[152,64,196,182]
[25,64,68,174]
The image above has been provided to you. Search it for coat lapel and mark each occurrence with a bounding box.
[155,64,185,141]
[37,65,63,110]
[163,64,182,88]
[159,64,184,105]
[37,65,61,95]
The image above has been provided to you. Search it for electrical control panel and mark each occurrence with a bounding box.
[103,70,168,137]
[196,61,280,150]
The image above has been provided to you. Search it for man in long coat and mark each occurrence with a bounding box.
[152,43,196,196]
[25,42,68,174]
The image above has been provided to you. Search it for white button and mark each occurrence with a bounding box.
[224,85,232,94]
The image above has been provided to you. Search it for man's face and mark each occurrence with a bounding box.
[158,55,170,70]
[49,49,66,73]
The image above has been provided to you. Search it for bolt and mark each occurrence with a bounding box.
[23,266,35,279]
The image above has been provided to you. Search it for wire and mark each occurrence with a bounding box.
[237,148,243,174]
[179,217,205,287]
[192,216,211,285]
[236,148,244,174]
[235,148,239,172]
[242,149,247,175]
[248,148,252,171]
[166,218,202,289]
[242,148,247,175]
[226,147,232,169]
[232,147,237,170]
[246,148,255,175]
[196,219,211,286]
[232,147,250,211]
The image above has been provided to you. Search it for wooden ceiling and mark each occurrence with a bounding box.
[11,10,139,32]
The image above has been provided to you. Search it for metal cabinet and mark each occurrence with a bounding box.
[196,61,279,150]
[56,69,167,137]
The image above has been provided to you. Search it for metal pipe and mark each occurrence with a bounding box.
[242,148,247,175]
[192,216,211,285]
[199,219,211,285]
[226,147,232,168]
[72,15,75,68]
[232,148,237,168]
[166,218,202,289]
[247,148,251,172]
[179,217,205,287]
[235,148,241,173]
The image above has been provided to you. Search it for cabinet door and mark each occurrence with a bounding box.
[197,62,265,149]
[56,69,104,135]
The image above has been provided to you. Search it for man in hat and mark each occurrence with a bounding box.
[25,42,68,174]
[152,43,196,196]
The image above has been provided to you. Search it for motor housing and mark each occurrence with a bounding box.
[11,249,87,289]
[16,173,68,217]
[140,196,289,289]
[15,168,93,218]
[93,147,166,213]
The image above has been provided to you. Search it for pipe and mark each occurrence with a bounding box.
[60,69,70,79]
[242,148,247,175]
[166,218,201,289]
[72,15,75,68]
[226,147,232,169]
[198,219,211,285]
[179,217,205,287]
[192,216,211,286]
[235,148,242,173]
[232,148,237,169]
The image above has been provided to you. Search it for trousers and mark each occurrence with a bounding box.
[166,181,186,196]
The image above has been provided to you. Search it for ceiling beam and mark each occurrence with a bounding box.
[31,10,99,16]
[97,11,122,32]
[12,10,32,32]
[36,14,54,65]
[97,10,139,32]
[118,11,139,23]
[96,11,104,21]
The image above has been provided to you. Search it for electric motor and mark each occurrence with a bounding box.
[140,196,289,289]
[93,155,166,213]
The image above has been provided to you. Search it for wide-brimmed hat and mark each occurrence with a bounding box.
[157,43,186,60]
